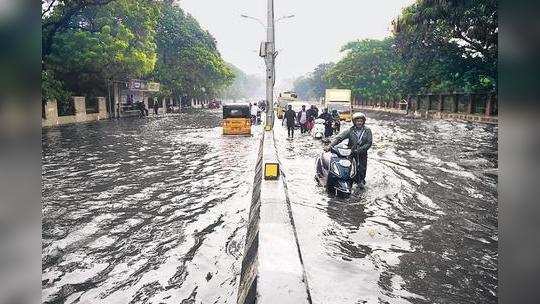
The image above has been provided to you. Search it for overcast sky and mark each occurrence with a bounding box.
[180,0,415,90]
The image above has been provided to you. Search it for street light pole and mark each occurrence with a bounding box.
[241,8,294,130]
[265,0,275,130]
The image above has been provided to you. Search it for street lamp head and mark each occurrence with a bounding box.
[240,14,266,28]
[276,14,296,22]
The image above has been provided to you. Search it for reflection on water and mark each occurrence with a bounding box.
[42,111,261,303]
[274,112,497,304]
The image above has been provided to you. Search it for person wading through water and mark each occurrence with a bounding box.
[283,104,296,139]
[297,105,308,134]
[325,112,373,187]
[306,105,317,131]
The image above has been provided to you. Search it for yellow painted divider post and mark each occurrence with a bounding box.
[264,163,279,180]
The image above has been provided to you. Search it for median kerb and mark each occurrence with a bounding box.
[257,130,310,304]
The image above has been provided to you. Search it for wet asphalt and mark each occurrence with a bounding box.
[42,110,262,303]
[42,109,497,304]
[274,111,497,304]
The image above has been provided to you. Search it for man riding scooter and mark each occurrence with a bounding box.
[318,108,334,138]
[331,109,341,133]
[324,112,372,187]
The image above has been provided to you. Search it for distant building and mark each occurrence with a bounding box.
[113,80,161,117]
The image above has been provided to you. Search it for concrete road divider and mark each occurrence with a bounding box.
[237,130,311,304]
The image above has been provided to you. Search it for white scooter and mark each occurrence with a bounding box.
[311,118,326,139]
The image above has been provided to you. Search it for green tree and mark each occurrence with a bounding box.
[392,0,497,92]
[153,3,234,104]
[42,0,234,110]
[292,76,314,100]
[325,38,405,102]
[311,63,335,99]
[293,63,334,100]
[42,0,159,103]
[304,0,497,102]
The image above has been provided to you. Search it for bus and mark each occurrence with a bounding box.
[276,91,298,119]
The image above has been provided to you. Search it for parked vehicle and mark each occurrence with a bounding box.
[315,145,356,197]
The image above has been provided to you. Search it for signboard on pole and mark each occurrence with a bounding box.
[147,82,160,92]
[129,80,160,92]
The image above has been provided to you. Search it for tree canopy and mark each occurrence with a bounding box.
[295,0,497,102]
[153,2,233,101]
[293,63,334,101]
[392,0,497,93]
[326,38,405,101]
[41,0,236,103]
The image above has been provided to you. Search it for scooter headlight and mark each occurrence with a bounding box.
[331,162,340,176]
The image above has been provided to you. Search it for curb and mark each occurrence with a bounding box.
[237,130,311,304]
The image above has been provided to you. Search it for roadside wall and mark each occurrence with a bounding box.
[353,92,498,124]
[42,97,109,127]
[352,105,498,124]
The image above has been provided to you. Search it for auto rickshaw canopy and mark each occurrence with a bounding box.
[223,104,251,119]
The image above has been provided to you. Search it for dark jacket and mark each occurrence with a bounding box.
[284,109,296,127]
[330,125,373,154]
[318,112,333,126]
[306,108,317,121]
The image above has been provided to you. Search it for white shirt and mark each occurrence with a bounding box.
[251,105,258,116]
[299,111,307,124]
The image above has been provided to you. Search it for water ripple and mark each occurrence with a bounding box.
[42,110,261,303]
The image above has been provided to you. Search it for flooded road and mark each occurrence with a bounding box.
[42,109,497,304]
[274,111,498,304]
[42,110,261,303]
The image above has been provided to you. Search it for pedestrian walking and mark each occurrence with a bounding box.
[153,99,159,115]
[283,105,296,138]
[250,102,259,124]
[306,105,317,131]
[258,100,266,112]
[138,101,148,117]
[297,105,308,134]
[325,112,373,187]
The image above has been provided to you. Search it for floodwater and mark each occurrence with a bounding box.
[274,111,498,303]
[42,109,498,304]
[42,110,261,303]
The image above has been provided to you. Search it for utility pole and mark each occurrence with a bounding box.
[265,0,275,130]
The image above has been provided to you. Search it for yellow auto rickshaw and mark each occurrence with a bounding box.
[222,104,251,135]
